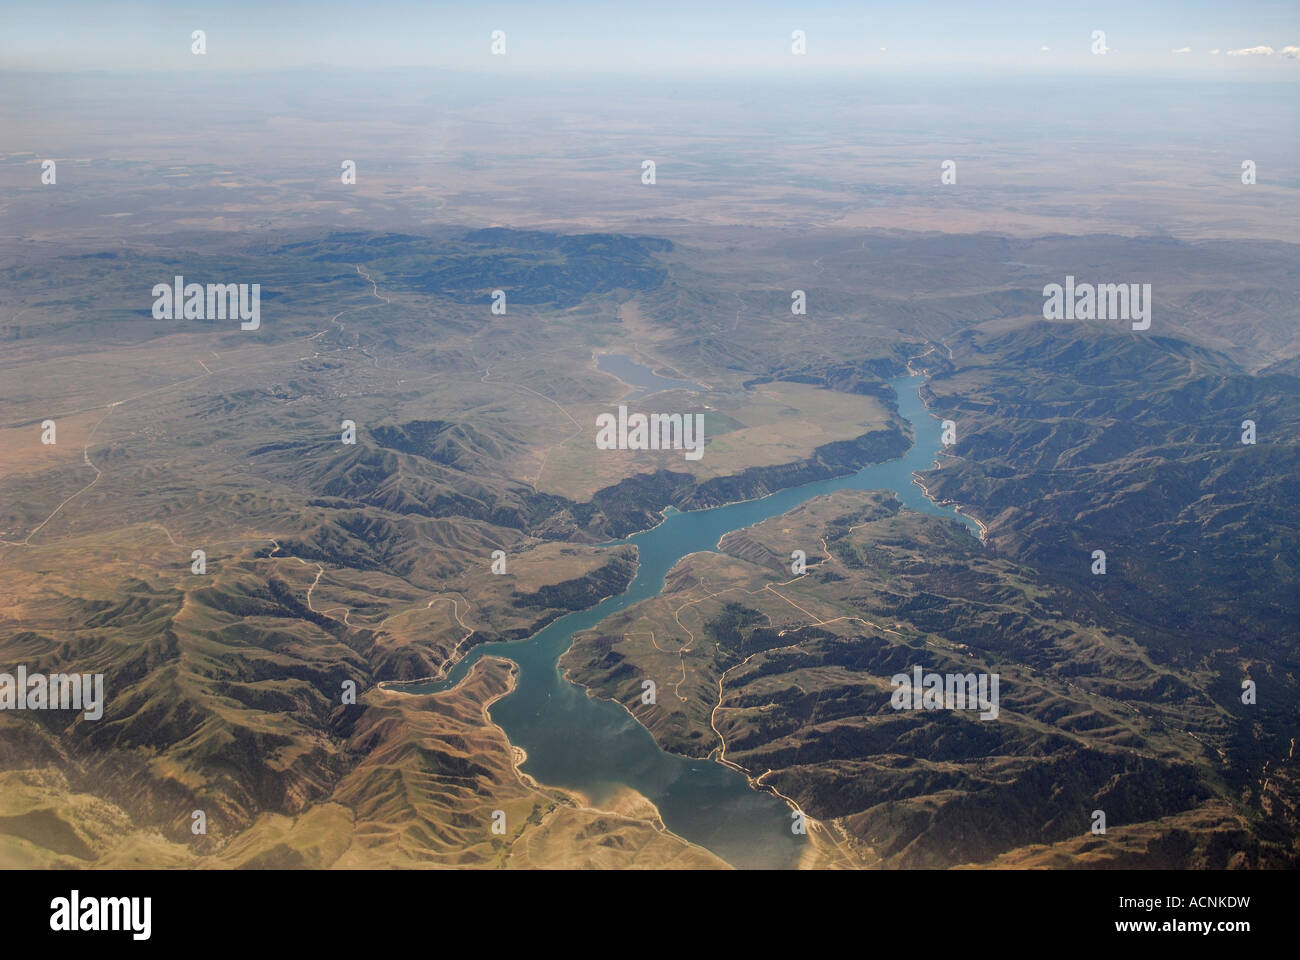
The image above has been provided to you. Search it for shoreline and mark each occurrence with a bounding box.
[388,358,985,691]
[906,346,989,542]
[384,359,983,868]
[376,564,640,696]
[473,655,730,867]
[599,418,913,549]
[911,471,989,541]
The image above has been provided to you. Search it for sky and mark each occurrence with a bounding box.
[2,0,1299,76]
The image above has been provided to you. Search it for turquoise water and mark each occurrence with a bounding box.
[396,374,978,868]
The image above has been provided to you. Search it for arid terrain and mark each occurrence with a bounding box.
[1,67,1296,869]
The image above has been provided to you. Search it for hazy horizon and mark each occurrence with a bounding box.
[4,0,1299,77]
